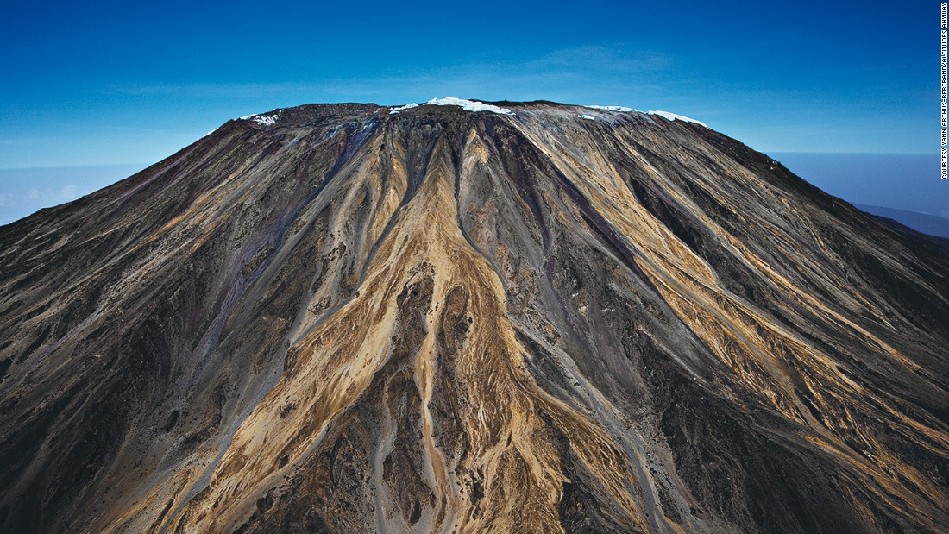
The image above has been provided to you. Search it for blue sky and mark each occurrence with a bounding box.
[0,0,938,168]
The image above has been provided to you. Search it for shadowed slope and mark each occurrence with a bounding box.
[0,102,946,533]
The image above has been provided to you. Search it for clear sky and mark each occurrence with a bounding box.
[0,0,938,169]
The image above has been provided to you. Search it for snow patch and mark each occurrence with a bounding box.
[579,114,596,120]
[252,114,278,126]
[585,105,636,112]
[647,110,707,128]
[426,97,513,115]
[388,103,419,114]
[239,111,280,125]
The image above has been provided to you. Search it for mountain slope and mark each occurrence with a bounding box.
[0,101,946,533]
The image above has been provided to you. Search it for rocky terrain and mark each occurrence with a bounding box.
[0,99,946,532]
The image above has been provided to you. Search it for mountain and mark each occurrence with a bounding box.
[856,204,949,239]
[0,100,946,533]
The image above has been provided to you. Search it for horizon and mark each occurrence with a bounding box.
[0,148,941,172]
[2,151,944,228]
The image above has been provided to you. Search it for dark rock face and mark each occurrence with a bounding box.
[0,101,946,533]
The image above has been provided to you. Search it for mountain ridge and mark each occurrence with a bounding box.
[0,100,946,533]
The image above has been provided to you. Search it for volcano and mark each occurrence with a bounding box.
[0,99,946,533]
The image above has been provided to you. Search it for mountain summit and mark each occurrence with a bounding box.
[1,100,947,532]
